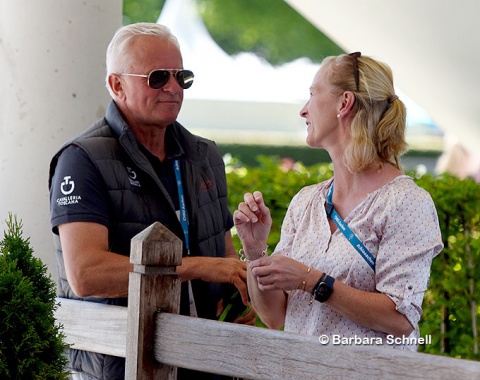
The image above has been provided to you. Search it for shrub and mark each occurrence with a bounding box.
[415,174,480,359]
[0,214,69,379]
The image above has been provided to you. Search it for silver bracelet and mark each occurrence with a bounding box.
[238,246,269,262]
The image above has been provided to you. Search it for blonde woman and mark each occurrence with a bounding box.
[234,52,443,351]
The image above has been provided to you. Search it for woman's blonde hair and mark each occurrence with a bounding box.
[323,53,408,172]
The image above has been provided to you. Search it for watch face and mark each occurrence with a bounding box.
[316,283,333,302]
[318,284,331,297]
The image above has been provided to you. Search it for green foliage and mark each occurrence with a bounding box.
[219,144,333,167]
[414,174,480,359]
[218,144,441,172]
[122,0,343,65]
[122,0,164,24]
[0,214,69,379]
[197,0,343,65]
[226,156,480,360]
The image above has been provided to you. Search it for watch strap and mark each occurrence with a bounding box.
[323,275,335,289]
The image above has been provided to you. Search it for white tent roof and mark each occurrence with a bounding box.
[158,0,443,148]
[158,0,319,104]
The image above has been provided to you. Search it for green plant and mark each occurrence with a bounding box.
[0,214,69,379]
[415,173,480,359]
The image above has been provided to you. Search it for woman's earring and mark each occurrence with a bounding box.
[337,114,340,118]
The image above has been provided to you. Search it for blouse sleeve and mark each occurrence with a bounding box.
[374,181,443,329]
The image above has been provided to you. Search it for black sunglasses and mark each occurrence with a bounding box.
[348,52,361,92]
[121,69,194,90]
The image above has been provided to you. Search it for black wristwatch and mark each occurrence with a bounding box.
[312,273,335,303]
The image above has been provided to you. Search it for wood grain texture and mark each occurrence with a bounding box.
[55,298,480,379]
[154,313,480,380]
[55,297,127,357]
[126,222,182,380]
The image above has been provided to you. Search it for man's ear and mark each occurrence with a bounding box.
[108,74,126,101]
[338,91,356,116]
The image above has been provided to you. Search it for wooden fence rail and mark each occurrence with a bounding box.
[54,222,480,379]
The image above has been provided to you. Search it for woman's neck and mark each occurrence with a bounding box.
[331,161,402,203]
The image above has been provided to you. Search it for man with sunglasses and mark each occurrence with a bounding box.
[49,23,252,380]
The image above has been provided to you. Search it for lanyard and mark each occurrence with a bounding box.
[326,182,376,270]
[173,159,197,317]
[173,159,190,255]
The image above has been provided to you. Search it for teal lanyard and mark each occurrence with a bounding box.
[326,182,376,270]
[173,160,190,255]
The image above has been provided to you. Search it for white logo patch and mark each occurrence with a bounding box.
[61,176,75,195]
[57,175,82,206]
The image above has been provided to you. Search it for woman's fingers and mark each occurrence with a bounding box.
[244,192,260,212]
[233,202,258,223]
[234,192,264,223]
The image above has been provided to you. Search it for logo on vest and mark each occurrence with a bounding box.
[57,176,82,206]
[127,167,141,187]
[200,179,215,192]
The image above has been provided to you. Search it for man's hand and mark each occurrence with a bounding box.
[233,305,257,326]
[179,256,249,305]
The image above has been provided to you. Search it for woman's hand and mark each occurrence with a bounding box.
[249,255,308,292]
[233,191,272,257]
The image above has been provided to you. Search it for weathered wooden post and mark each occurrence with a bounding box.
[125,222,182,379]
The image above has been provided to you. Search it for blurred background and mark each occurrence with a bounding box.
[124,0,479,177]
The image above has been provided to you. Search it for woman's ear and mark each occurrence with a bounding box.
[338,91,356,116]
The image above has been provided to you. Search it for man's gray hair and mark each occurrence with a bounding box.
[105,23,180,94]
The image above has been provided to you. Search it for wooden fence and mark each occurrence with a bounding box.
[54,222,480,379]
